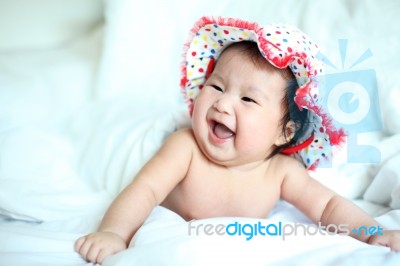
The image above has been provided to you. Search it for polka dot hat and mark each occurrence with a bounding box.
[180,16,346,169]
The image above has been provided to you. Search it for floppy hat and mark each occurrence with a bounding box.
[180,16,346,169]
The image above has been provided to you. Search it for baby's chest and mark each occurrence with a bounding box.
[181,169,281,218]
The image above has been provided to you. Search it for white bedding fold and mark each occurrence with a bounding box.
[364,134,400,208]
[102,205,400,266]
[1,202,399,266]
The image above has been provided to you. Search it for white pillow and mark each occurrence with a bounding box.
[0,25,103,132]
[0,0,103,50]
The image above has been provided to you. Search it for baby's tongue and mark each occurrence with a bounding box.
[214,123,234,139]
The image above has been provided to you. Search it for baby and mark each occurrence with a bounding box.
[75,17,400,264]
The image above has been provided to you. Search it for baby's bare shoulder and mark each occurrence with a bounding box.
[166,128,196,146]
[270,154,307,178]
[152,128,198,163]
[276,153,305,166]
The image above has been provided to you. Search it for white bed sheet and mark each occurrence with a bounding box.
[1,200,399,266]
[105,205,400,266]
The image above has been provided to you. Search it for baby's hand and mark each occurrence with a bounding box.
[368,230,400,252]
[75,231,127,264]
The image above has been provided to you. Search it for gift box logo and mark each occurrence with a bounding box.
[317,39,382,164]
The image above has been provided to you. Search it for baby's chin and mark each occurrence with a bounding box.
[199,146,255,169]
[195,139,234,166]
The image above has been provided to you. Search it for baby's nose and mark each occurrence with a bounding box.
[213,96,234,115]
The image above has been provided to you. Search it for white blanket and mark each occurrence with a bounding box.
[1,202,399,266]
[102,205,400,266]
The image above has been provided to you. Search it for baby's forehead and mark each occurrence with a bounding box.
[216,43,294,80]
[218,43,274,68]
[210,50,289,97]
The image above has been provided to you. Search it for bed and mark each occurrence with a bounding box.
[1,0,400,265]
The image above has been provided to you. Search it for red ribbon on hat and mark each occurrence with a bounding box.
[280,133,314,155]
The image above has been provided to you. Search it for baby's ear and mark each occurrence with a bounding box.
[275,121,296,146]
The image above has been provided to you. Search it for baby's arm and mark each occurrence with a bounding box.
[280,156,400,251]
[75,129,194,264]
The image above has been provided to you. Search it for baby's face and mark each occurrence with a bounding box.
[191,46,288,167]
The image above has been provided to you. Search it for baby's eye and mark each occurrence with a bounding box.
[212,85,223,92]
[241,97,257,104]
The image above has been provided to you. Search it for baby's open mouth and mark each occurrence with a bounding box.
[212,121,235,139]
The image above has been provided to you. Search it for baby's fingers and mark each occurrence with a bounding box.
[97,248,113,264]
[86,245,103,264]
[74,236,87,252]
[74,232,127,263]
[75,235,95,261]
[368,235,388,247]
[368,232,400,252]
